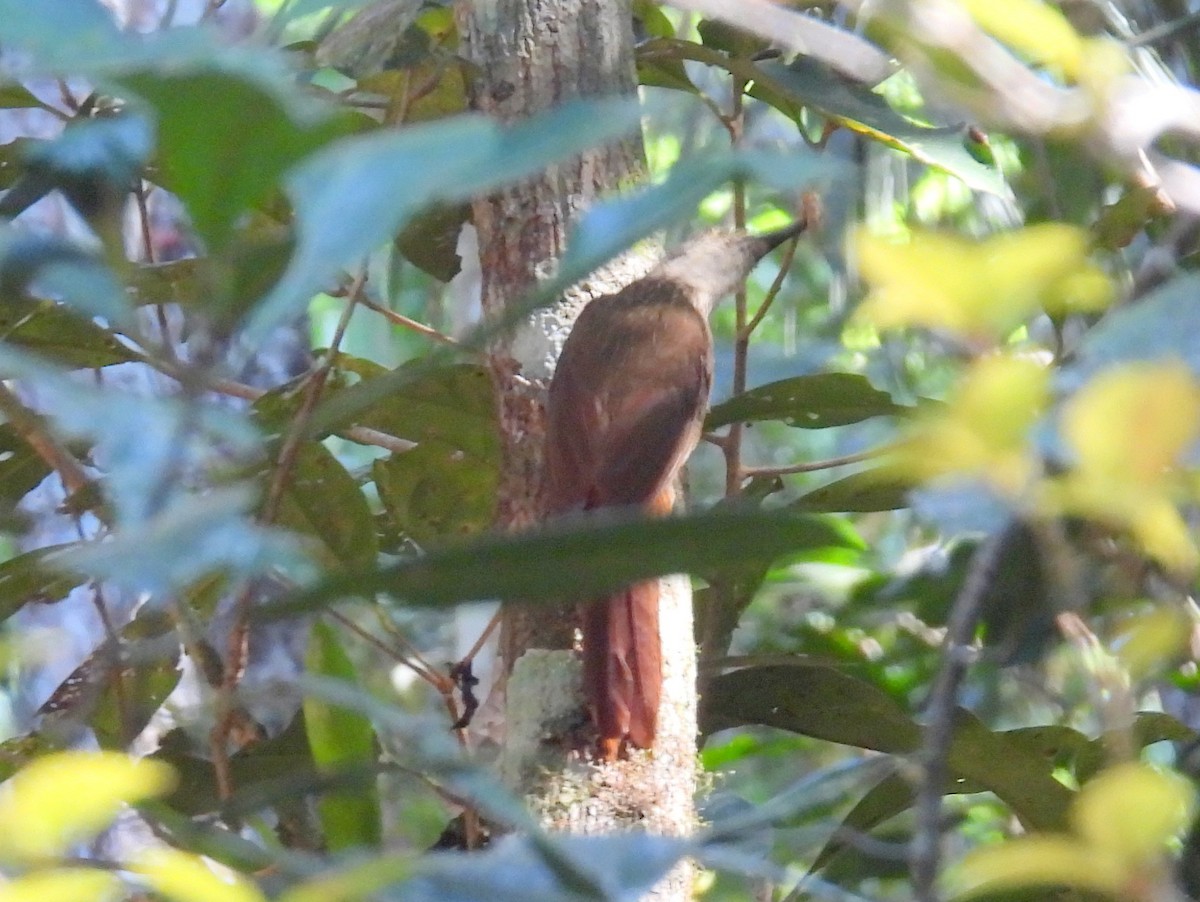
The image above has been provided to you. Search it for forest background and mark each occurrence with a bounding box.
[0,0,1199,901]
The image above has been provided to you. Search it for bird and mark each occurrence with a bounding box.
[544,218,809,760]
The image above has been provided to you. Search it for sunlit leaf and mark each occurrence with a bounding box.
[0,751,175,860]
[1043,362,1200,572]
[0,868,122,902]
[950,836,1122,899]
[958,0,1086,79]
[1112,606,1193,682]
[854,224,1113,339]
[133,848,268,902]
[1071,763,1195,868]
[893,354,1049,496]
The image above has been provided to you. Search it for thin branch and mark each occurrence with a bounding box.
[211,271,367,802]
[327,609,440,687]
[740,446,883,479]
[460,608,502,667]
[358,296,465,349]
[372,609,453,695]
[739,230,800,341]
[0,381,93,500]
[910,532,1004,902]
[1130,10,1200,47]
[131,355,418,454]
[723,73,750,499]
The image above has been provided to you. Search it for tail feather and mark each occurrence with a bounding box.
[582,580,662,749]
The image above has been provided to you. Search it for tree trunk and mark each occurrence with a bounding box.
[459,0,697,897]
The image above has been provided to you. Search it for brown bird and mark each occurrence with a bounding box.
[544,219,808,759]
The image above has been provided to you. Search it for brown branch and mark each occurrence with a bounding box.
[358,296,464,349]
[327,609,440,687]
[0,381,93,500]
[210,271,367,802]
[133,357,418,454]
[723,73,750,499]
[910,533,1003,902]
[739,230,799,341]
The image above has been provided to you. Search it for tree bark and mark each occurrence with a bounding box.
[460,0,697,896]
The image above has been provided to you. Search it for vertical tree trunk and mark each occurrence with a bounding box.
[460,0,697,896]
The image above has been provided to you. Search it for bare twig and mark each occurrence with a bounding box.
[0,381,93,500]
[358,296,465,349]
[327,609,441,687]
[210,271,367,802]
[1130,10,1200,47]
[128,354,418,454]
[740,446,883,479]
[910,532,1004,902]
[740,231,800,341]
[724,73,750,499]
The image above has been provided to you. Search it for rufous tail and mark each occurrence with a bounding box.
[582,579,662,756]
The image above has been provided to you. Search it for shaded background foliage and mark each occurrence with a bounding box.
[0,0,1199,900]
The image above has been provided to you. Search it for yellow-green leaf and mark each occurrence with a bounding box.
[854,224,1113,340]
[958,0,1085,79]
[0,751,176,861]
[1071,763,1195,868]
[950,835,1123,898]
[0,869,121,902]
[894,354,1049,495]
[133,848,267,902]
[1045,362,1200,572]
[1112,606,1194,682]
[277,856,414,902]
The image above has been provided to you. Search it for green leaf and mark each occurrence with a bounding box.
[946,715,1080,830]
[0,545,85,623]
[250,97,643,337]
[64,487,309,595]
[1073,712,1195,783]
[701,662,922,751]
[704,665,1079,831]
[756,57,1007,195]
[0,84,44,109]
[153,715,317,818]
[809,769,915,875]
[271,441,378,570]
[304,623,381,851]
[706,372,904,430]
[395,203,469,282]
[263,506,859,617]
[118,68,355,253]
[0,297,137,368]
[312,361,497,464]
[791,468,911,513]
[373,444,497,545]
[637,40,1006,196]
[39,610,180,750]
[0,732,57,783]
[697,19,769,56]
[0,423,54,512]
